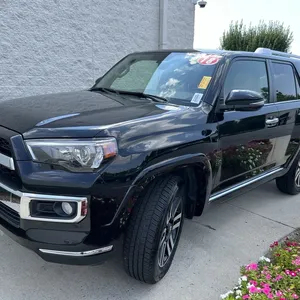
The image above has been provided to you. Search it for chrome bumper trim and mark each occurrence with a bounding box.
[39,246,113,257]
[0,153,15,170]
[0,181,87,223]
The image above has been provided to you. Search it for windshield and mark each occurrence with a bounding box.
[93,52,222,107]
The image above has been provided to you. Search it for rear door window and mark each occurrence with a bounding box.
[295,71,300,99]
[272,62,298,102]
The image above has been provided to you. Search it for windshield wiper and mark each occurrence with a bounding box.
[91,87,168,103]
[91,87,120,95]
[132,92,168,103]
[114,90,168,103]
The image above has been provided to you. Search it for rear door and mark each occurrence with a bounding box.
[270,61,300,168]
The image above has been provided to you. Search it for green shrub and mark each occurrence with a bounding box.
[220,20,294,53]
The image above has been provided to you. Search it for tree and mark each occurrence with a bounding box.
[220,20,294,52]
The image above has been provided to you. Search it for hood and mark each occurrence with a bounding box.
[0,90,188,138]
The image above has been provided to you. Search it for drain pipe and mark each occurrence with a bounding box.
[159,0,168,49]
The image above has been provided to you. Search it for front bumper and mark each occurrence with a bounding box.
[0,171,115,265]
[0,216,115,265]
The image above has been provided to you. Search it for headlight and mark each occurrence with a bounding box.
[25,138,118,172]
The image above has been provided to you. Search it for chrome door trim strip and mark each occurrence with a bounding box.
[39,245,113,257]
[0,153,15,170]
[209,167,283,202]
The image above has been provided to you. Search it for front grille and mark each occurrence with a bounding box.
[0,202,20,227]
[0,137,11,156]
[0,164,20,184]
[0,187,20,228]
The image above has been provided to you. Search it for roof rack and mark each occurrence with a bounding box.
[255,48,300,60]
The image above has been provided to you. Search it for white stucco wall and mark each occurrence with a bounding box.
[0,0,195,101]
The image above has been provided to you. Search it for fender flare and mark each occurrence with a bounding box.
[104,153,213,227]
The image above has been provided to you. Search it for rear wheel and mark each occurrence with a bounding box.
[276,155,300,195]
[123,176,184,284]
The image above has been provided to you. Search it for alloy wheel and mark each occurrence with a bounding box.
[295,159,300,188]
[157,194,183,268]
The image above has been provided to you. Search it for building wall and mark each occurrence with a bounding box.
[0,0,195,101]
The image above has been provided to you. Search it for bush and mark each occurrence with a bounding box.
[221,239,300,299]
[220,20,294,52]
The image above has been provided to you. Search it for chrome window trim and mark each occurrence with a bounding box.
[0,153,15,170]
[39,245,113,257]
[0,181,87,223]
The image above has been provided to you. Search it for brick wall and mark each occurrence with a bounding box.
[0,0,195,101]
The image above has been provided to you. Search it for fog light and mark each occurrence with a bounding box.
[62,202,75,215]
[53,201,76,217]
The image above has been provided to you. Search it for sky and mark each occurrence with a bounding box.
[194,0,300,55]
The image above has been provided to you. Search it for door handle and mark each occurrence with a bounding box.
[266,117,279,127]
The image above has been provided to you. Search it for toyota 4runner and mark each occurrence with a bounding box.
[0,48,300,283]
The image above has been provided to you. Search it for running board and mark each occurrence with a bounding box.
[209,167,283,202]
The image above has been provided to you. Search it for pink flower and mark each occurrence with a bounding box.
[266,274,271,280]
[267,294,274,299]
[249,285,260,293]
[286,241,298,247]
[243,296,250,300]
[276,291,283,297]
[270,241,279,248]
[293,257,300,266]
[262,285,271,295]
[263,283,270,288]
[275,275,283,281]
[286,270,297,277]
[246,263,258,271]
[250,280,257,286]
[292,294,299,299]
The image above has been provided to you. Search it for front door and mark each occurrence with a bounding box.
[214,58,279,192]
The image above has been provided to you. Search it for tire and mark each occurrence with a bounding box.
[123,176,184,284]
[276,154,300,195]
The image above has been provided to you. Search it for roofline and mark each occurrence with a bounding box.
[128,49,300,68]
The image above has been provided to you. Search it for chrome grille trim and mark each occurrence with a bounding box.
[0,153,15,170]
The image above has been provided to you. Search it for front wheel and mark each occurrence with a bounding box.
[123,176,184,284]
[276,154,300,195]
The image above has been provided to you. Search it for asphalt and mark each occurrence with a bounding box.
[0,181,299,300]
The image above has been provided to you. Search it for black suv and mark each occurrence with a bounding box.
[1,48,300,283]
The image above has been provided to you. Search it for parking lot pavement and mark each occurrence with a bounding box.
[0,181,299,300]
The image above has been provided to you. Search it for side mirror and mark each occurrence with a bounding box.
[220,90,265,111]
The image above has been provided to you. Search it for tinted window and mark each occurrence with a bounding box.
[272,63,297,102]
[296,72,300,98]
[224,60,269,101]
